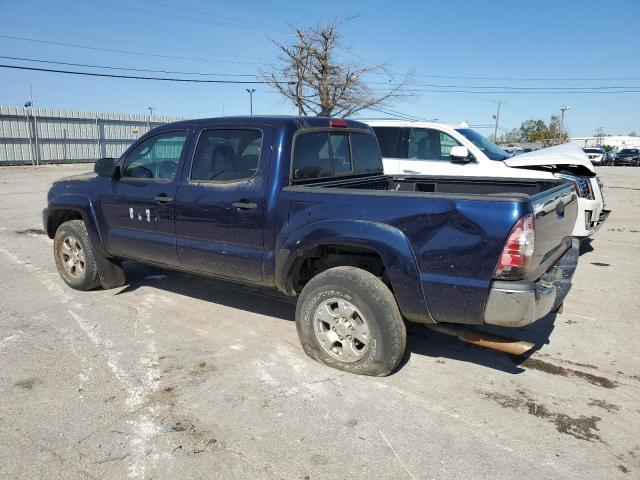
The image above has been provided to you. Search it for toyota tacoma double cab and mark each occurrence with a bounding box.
[44,116,580,376]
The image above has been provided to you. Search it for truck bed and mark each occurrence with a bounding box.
[282,174,577,324]
[294,173,565,198]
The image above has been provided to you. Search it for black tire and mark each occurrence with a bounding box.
[53,220,102,291]
[295,266,406,376]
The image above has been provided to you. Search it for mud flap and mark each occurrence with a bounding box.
[94,253,126,289]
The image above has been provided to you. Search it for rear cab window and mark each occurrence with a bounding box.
[292,130,382,183]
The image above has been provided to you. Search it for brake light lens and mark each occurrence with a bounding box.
[330,118,348,128]
[494,213,535,280]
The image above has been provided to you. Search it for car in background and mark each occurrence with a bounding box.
[501,146,518,156]
[365,119,609,238]
[613,148,640,166]
[602,150,618,165]
[583,147,605,165]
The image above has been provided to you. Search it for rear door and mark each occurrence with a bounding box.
[370,126,407,174]
[100,130,190,266]
[399,128,466,176]
[174,127,273,283]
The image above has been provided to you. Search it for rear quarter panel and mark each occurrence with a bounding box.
[276,188,528,324]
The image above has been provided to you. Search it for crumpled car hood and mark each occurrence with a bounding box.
[504,143,595,174]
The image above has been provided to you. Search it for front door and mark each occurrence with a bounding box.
[100,130,190,266]
[175,127,273,284]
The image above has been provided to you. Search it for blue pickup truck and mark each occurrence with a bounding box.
[44,116,579,375]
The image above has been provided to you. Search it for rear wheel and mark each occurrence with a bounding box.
[295,267,406,376]
[54,220,101,291]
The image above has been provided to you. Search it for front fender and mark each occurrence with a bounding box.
[275,219,433,323]
[45,194,109,258]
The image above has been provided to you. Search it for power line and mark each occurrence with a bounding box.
[372,80,640,90]
[0,55,260,77]
[6,53,638,94]
[3,20,268,61]
[0,35,271,65]
[344,48,640,82]
[79,0,288,32]
[0,64,278,83]
[138,0,286,30]
[403,73,640,82]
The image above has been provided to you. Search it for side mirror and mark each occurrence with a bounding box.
[94,157,118,178]
[449,145,473,163]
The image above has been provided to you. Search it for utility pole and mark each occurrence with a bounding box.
[559,106,571,143]
[246,88,256,115]
[493,100,501,142]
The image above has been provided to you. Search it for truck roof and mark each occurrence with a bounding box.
[154,115,372,131]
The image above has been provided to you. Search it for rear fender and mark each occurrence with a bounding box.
[276,220,433,323]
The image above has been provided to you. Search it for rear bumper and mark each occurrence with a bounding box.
[483,238,579,327]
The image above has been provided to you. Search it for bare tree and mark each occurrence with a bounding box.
[261,21,408,117]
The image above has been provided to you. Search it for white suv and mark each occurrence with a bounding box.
[365,120,609,238]
[583,147,605,165]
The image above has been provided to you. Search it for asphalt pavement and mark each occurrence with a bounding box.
[0,164,638,479]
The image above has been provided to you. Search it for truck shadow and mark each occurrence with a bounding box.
[114,262,297,321]
[115,262,555,375]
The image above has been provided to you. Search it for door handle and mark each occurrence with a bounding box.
[403,169,419,174]
[154,195,174,203]
[232,202,257,210]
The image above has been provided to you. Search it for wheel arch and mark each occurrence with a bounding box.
[45,194,109,258]
[276,220,433,323]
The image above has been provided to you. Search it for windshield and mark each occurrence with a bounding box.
[583,148,603,153]
[455,128,510,160]
[619,149,637,155]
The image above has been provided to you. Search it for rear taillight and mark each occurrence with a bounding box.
[494,213,535,280]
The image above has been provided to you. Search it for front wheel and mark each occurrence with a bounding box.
[54,220,102,291]
[295,267,406,376]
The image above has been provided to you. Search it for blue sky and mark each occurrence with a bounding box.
[1,0,639,136]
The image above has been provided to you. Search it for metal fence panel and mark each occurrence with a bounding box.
[0,106,182,165]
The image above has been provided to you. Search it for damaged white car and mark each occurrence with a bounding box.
[366,120,609,238]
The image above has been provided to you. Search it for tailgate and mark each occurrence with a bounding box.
[528,182,578,280]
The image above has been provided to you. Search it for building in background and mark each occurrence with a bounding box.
[570,135,640,150]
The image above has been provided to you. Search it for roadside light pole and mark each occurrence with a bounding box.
[246,88,256,115]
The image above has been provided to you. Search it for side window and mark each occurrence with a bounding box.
[351,133,383,174]
[372,127,404,158]
[439,132,460,160]
[408,128,461,161]
[122,132,187,180]
[292,132,333,181]
[190,129,262,182]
